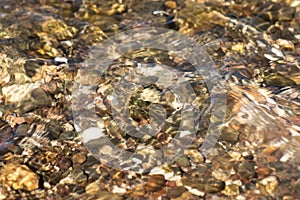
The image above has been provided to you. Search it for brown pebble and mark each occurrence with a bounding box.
[263,146,279,155]
[31,87,51,106]
[204,179,225,193]
[72,152,87,164]
[56,156,72,171]
[164,1,177,9]
[144,174,166,192]
[15,124,29,137]
[167,186,187,198]
[56,184,70,196]
[166,181,176,187]
[13,116,27,125]
[255,167,273,179]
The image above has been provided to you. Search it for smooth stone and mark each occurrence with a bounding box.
[175,155,191,167]
[31,87,51,106]
[204,179,225,193]
[15,123,30,137]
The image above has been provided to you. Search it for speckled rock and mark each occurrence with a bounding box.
[257,176,280,195]
[0,163,39,191]
[224,184,240,196]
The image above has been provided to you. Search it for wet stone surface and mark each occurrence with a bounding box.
[0,0,299,199]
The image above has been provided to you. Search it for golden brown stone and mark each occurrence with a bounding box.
[85,180,100,195]
[144,174,166,192]
[224,184,240,196]
[255,167,273,179]
[257,176,279,195]
[164,1,177,9]
[0,163,39,191]
[72,152,87,164]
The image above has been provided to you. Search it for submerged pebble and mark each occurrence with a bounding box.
[0,163,39,191]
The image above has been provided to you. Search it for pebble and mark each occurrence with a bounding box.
[2,83,40,103]
[255,167,273,179]
[185,185,205,196]
[56,156,72,171]
[224,184,240,196]
[24,59,41,78]
[31,87,51,106]
[85,180,100,195]
[151,189,167,199]
[237,162,256,181]
[0,163,39,191]
[144,174,166,192]
[56,184,70,196]
[276,38,294,50]
[72,152,87,164]
[167,186,188,198]
[42,80,57,94]
[283,195,296,200]
[164,1,177,9]
[0,58,10,86]
[70,184,85,194]
[15,123,30,137]
[112,186,126,194]
[257,176,279,195]
[227,151,242,160]
[204,179,225,193]
[59,131,78,140]
[184,149,204,163]
[220,126,240,143]
[54,57,68,64]
[82,156,100,168]
[175,155,191,167]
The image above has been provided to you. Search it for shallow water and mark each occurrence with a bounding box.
[0,0,300,199]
